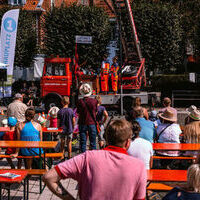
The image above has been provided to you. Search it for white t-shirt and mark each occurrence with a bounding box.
[127,138,153,169]
[156,123,182,156]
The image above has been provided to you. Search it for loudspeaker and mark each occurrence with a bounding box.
[0,69,7,82]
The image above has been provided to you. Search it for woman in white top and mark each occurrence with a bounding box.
[127,121,153,169]
[156,108,182,169]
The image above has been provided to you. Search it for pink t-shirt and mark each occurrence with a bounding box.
[55,146,147,200]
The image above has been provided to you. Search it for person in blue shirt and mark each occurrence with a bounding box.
[133,107,156,143]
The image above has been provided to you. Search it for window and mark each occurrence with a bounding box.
[45,63,66,76]
[8,0,26,5]
[78,0,89,6]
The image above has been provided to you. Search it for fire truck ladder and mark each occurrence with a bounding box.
[110,0,146,89]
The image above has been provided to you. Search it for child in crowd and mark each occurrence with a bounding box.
[127,121,153,169]
[149,110,161,127]
[3,117,18,169]
[57,96,75,159]
[48,106,60,140]
[49,106,60,128]
[95,96,108,149]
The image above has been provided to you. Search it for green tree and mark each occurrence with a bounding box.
[0,8,37,68]
[44,5,111,67]
[131,2,183,73]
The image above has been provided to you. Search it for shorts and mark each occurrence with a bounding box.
[60,132,73,140]
[98,124,105,142]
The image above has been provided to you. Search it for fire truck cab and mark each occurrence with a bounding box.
[40,57,72,111]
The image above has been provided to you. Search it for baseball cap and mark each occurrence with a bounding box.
[8,117,17,127]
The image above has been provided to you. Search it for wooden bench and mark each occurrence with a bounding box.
[14,169,47,194]
[0,152,63,159]
[147,183,173,191]
[153,155,196,160]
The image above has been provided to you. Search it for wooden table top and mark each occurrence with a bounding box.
[147,169,187,182]
[0,169,28,183]
[0,127,10,132]
[0,141,58,148]
[153,143,200,151]
[42,127,63,133]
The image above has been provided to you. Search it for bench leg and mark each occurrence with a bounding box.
[8,186,10,200]
[23,178,26,200]
[0,183,2,200]
[40,175,42,194]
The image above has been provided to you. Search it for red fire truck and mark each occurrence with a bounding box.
[40,0,160,113]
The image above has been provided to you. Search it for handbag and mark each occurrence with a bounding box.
[83,98,101,134]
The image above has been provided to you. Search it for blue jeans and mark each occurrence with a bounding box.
[79,124,97,153]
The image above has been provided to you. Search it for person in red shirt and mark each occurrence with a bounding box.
[77,83,98,152]
[3,117,18,169]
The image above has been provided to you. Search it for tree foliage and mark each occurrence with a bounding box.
[131,2,183,73]
[43,5,111,67]
[0,7,37,68]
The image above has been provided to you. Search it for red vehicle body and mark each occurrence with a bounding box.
[40,57,72,110]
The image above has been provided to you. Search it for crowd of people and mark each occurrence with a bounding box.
[1,83,200,199]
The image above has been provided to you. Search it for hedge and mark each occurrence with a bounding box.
[43,5,111,68]
[131,2,183,73]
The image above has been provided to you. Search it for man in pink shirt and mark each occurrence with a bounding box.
[43,119,147,200]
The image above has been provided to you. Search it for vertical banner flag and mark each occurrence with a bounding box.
[0,9,19,98]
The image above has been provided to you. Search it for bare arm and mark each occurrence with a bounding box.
[103,110,108,124]
[42,168,75,200]
[39,124,43,141]
[11,123,21,157]
[72,117,76,129]
[150,156,153,169]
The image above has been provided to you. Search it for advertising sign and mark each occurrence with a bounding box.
[0,9,19,97]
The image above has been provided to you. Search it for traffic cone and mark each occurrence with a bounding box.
[42,112,45,119]
[0,110,4,115]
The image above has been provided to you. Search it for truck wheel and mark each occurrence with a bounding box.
[45,97,62,112]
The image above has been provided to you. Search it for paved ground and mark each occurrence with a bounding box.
[0,147,79,200]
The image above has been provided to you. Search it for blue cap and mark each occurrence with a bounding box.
[8,117,17,127]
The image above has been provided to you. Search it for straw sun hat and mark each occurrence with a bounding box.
[158,108,177,122]
[79,83,92,97]
[186,105,200,121]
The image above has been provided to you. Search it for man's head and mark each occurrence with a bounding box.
[105,119,132,149]
[14,93,23,102]
[79,83,92,97]
[133,106,144,118]
[61,96,69,106]
[163,97,171,107]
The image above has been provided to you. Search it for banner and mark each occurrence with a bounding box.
[0,9,19,98]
